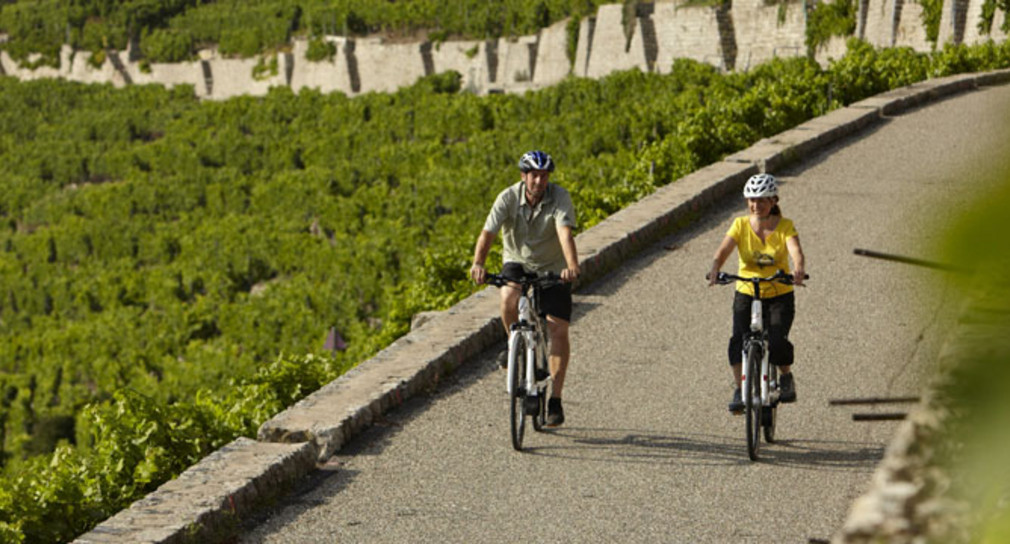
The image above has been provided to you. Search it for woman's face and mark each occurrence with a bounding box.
[747,197,776,218]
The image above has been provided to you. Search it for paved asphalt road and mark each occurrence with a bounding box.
[241,83,1010,543]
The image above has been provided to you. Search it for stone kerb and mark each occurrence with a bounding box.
[289,37,354,95]
[652,2,724,72]
[849,72,981,115]
[353,38,427,94]
[532,18,573,87]
[731,0,806,71]
[72,438,317,544]
[258,291,504,461]
[585,4,649,79]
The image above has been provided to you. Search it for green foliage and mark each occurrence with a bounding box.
[918,0,944,45]
[929,155,1010,543]
[1,38,1009,543]
[305,36,336,62]
[806,0,856,52]
[0,352,342,543]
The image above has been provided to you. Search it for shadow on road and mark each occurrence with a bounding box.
[520,426,884,470]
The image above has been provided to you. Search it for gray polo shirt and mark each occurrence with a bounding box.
[483,181,577,273]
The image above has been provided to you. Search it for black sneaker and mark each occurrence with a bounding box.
[728,387,744,414]
[495,348,508,369]
[546,397,565,427]
[779,373,797,403]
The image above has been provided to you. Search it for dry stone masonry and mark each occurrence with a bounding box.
[1,0,1007,100]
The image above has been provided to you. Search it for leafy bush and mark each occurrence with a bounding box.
[806,0,856,52]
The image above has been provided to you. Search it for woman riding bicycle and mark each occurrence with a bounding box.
[708,173,806,413]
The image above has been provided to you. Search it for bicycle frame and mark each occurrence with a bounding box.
[506,289,550,400]
[742,298,776,410]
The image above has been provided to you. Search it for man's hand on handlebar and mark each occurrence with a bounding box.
[470,263,486,285]
[560,265,580,283]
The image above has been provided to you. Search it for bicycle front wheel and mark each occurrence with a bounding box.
[509,336,527,451]
[745,343,762,461]
[764,364,778,443]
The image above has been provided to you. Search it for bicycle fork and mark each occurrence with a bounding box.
[742,299,772,408]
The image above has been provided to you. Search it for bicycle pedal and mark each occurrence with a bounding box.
[534,367,550,381]
[523,395,540,413]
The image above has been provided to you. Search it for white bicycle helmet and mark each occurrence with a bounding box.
[743,173,778,198]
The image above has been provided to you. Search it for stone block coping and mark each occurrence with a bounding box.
[72,69,1010,543]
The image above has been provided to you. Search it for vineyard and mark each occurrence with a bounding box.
[2,22,1010,542]
[0,0,614,66]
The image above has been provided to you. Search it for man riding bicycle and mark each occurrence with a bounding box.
[470,150,581,427]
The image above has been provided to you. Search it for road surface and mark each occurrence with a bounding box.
[240,83,1010,543]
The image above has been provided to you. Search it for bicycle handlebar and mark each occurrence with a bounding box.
[706,269,809,286]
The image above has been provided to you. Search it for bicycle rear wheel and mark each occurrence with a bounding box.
[745,344,762,461]
[764,364,778,443]
[509,337,527,451]
[532,351,550,432]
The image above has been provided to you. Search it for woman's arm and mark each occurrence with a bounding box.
[709,236,738,286]
[787,235,806,287]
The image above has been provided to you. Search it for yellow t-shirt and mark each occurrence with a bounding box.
[727,216,798,298]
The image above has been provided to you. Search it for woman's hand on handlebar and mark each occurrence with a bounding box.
[792,268,806,287]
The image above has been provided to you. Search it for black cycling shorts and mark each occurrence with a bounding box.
[501,262,573,323]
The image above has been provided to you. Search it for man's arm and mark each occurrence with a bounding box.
[470,229,496,284]
[557,225,580,282]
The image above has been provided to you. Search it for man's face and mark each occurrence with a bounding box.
[522,169,551,201]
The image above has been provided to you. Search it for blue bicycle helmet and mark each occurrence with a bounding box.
[517,150,555,173]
